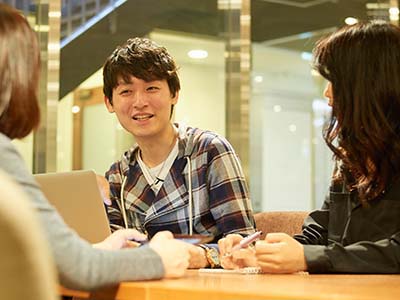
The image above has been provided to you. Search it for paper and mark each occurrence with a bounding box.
[198,267,262,274]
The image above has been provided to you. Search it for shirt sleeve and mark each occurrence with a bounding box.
[0,135,164,290]
[206,135,255,236]
[294,194,400,273]
[302,233,400,273]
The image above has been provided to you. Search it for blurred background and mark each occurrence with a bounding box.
[3,0,399,212]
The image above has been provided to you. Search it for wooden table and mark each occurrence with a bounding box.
[60,270,400,300]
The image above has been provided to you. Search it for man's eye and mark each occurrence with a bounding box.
[120,90,131,95]
[147,86,159,91]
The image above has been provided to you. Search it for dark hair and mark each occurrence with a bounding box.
[103,37,180,104]
[0,3,40,139]
[313,21,400,203]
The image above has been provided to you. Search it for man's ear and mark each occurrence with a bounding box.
[171,90,179,105]
[104,96,114,113]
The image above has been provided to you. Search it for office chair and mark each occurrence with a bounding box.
[0,170,58,300]
[254,211,309,239]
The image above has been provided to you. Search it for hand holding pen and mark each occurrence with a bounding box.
[224,231,263,257]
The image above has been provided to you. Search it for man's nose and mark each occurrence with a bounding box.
[132,91,147,108]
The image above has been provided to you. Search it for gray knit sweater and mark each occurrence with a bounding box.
[0,133,164,291]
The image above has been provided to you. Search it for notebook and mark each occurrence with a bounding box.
[34,170,111,243]
[198,267,263,275]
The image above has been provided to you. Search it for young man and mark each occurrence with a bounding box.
[103,37,255,268]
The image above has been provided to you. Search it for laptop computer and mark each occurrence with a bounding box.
[34,170,111,243]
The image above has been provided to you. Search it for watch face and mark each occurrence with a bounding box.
[207,248,220,267]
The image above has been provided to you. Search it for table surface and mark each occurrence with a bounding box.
[60,270,400,300]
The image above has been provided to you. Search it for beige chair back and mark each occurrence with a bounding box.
[254,211,309,239]
[0,170,58,300]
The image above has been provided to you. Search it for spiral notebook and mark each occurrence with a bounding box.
[198,267,263,274]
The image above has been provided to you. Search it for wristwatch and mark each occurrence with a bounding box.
[198,244,220,268]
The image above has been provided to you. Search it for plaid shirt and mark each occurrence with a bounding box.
[106,123,255,241]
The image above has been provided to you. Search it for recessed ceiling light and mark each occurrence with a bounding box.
[187,49,208,59]
[273,105,282,113]
[71,105,80,114]
[344,17,358,25]
[254,75,263,83]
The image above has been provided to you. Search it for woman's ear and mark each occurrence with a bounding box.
[104,96,114,113]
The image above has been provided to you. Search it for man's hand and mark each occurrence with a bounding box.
[149,231,190,278]
[218,234,257,269]
[93,229,147,250]
[187,244,209,269]
[96,174,111,205]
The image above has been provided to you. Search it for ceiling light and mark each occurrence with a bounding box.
[254,75,263,83]
[273,105,282,113]
[301,52,312,61]
[389,7,399,15]
[344,17,358,25]
[187,49,208,59]
[71,105,80,114]
[389,7,399,21]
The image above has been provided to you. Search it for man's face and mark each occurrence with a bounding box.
[105,75,178,140]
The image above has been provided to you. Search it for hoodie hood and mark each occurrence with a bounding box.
[118,122,202,177]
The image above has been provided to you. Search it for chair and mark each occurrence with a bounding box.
[0,170,58,300]
[254,211,309,239]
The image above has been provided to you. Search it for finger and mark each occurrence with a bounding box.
[228,234,245,246]
[222,234,244,254]
[218,237,227,255]
[264,233,289,243]
[255,253,276,262]
[124,240,140,248]
[153,230,174,241]
[102,196,112,206]
[96,175,111,204]
[122,229,147,241]
[220,258,233,269]
[255,240,282,254]
[232,248,254,260]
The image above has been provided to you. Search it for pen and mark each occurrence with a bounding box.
[231,231,262,252]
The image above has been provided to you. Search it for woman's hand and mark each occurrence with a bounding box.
[93,229,147,250]
[255,233,307,273]
[218,234,257,269]
[149,231,190,278]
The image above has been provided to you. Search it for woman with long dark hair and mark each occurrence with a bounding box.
[220,21,400,274]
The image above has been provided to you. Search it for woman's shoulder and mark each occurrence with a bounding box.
[0,133,25,169]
